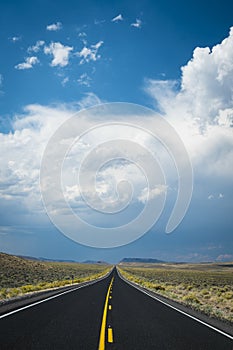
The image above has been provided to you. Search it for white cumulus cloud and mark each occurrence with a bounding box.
[46,22,62,31]
[77,73,92,87]
[131,19,142,28]
[216,254,233,261]
[111,14,123,22]
[78,32,87,38]
[15,56,39,70]
[0,97,169,219]
[61,77,69,86]
[10,36,21,43]
[77,41,104,64]
[44,42,73,67]
[138,185,167,204]
[145,27,233,182]
[208,193,224,200]
[28,40,45,53]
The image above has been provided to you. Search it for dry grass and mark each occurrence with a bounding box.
[118,263,233,323]
[0,252,111,300]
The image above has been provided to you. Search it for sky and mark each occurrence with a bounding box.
[0,0,233,263]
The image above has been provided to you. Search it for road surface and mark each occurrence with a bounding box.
[0,268,232,349]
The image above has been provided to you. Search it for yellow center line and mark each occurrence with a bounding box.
[98,277,114,350]
[108,327,114,343]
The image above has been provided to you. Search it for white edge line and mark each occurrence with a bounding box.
[0,270,112,320]
[117,269,233,341]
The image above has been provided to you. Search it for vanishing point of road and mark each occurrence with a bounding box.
[0,268,232,349]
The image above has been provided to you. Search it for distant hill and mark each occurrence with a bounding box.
[38,257,78,263]
[0,252,110,289]
[17,255,78,263]
[18,255,109,264]
[82,260,109,265]
[17,255,109,265]
[120,257,164,264]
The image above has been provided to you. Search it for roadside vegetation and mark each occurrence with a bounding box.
[118,262,233,323]
[0,252,111,300]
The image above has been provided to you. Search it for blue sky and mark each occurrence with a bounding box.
[0,0,233,262]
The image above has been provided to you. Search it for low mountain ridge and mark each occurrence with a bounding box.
[120,257,164,264]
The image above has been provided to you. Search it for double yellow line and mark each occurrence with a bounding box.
[98,277,114,350]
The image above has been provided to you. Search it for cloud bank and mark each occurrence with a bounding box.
[145,27,233,181]
[1,27,233,251]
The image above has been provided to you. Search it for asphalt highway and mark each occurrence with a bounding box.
[0,268,232,349]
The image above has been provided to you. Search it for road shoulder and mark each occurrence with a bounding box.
[117,268,233,338]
